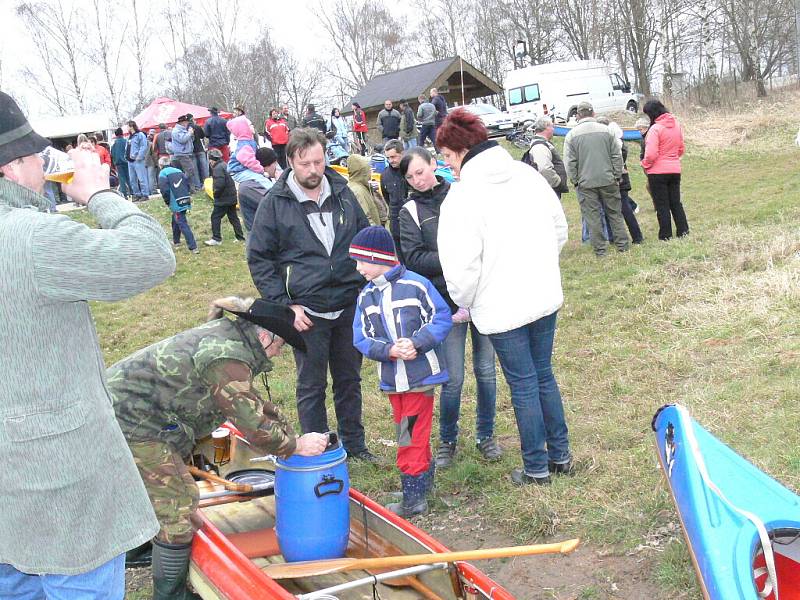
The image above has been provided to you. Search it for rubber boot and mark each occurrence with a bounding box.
[152,539,200,600]
[422,461,436,497]
[386,473,428,517]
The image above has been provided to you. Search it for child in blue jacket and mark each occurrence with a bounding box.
[351,226,451,517]
[158,160,199,254]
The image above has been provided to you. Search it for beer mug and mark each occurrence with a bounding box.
[211,427,231,465]
[40,146,75,184]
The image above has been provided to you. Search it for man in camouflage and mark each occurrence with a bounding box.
[107,297,327,600]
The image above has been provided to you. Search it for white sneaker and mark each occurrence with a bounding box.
[204,239,222,246]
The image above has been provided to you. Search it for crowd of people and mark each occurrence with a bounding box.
[0,84,688,599]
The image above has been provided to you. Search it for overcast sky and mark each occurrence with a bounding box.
[1,0,412,118]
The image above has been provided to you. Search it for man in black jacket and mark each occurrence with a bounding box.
[380,139,408,261]
[301,104,327,134]
[187,114,208,190]
[205,149,244,246]
[376,100,401,143]
[247,128,379,463]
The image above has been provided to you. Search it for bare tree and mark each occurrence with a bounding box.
[554,0,610,60]
[699,0,722,104]
[501,0,560,65]
[720,0,793,97]
[314,0,408,95]
[16,1,88,114]
[618,0,660,95]
[88,0,127,121]
[128,0,150,112]
[282,54,325,120]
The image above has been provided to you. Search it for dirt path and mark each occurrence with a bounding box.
[416,505,666,600]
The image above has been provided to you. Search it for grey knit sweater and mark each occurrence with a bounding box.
[0,178,175,574]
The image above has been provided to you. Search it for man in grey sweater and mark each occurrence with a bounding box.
[563,101,629,256]
[417,94,437,149]
[0,92,175,598]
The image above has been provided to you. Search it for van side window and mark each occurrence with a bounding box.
[509,88,524,105]
[523,84,540,102]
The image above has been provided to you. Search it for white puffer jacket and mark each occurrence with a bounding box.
[438,143,567,335]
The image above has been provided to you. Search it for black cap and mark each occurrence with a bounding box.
[176,114,189,123]
[227,299,306,352]
[209,107,219,113]
[186,113,194,120]
[0,92,50,166]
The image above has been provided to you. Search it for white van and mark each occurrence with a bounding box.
[504,60,643,123]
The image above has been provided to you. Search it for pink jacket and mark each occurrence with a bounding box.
[226,116,263,174]
[641,113,684,174]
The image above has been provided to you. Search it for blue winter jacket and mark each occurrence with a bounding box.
[353,265,451,393]
[128,131,147,162]
[158,166,192,213]
[228,139,257,175]
[204,115,230,147]
[171,124,194,155]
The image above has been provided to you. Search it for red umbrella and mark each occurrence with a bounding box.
[133,97,233,129]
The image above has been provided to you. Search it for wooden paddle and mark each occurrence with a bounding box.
[188,465,253,493]
[263,538,580,580]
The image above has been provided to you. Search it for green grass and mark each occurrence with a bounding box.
[74,134,800,599]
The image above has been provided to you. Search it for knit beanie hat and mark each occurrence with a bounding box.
[349,226,398,266]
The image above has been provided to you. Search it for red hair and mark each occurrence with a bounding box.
[436,107,488,153]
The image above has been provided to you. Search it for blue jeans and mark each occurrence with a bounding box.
[403,138,418,150]
[439,321,497,443]
[489,312,570,477]
[0,554,125,600]
[114,162,130,197]
[172,211,196,250]
[128,160,150,197]
[193,151,208,187]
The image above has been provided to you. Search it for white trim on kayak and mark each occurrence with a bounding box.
[675,404,780,600]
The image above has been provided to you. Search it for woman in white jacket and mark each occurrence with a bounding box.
[436,108,571,486]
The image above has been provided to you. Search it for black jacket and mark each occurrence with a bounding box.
[380,164,409,234]
[211,161,238,206]
[204,115,230,148]
[397,177,456,311]
[302,112,327,133]
[247,168,369,313]
[190,123,206,153]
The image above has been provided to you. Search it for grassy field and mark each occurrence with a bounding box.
[80,113,800,598]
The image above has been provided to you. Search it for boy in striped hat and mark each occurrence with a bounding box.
[350,226,452,517]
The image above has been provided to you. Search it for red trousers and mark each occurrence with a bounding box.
[388,391,433,476]
[208,145,230,162]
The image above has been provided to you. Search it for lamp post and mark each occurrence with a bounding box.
[514,40,527,69]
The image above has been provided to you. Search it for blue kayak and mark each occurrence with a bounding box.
[652,404,800,600]
[553,124,642,141]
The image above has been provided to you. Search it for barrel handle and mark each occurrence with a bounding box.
[314,474,344,498]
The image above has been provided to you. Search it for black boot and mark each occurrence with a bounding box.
[421,461,436,497]
[125,540,152,567]
[386,473,428,517]
[152,539,200,600]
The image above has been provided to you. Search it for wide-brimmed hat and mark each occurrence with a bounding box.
[0,92,50,166]
[227,299,306,352]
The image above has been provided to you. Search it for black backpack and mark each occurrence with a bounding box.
[520,148,538,170]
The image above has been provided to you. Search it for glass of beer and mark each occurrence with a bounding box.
[40,146,74,184]
[211,427,231,465]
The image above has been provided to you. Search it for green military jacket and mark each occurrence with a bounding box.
[108,317,296,458]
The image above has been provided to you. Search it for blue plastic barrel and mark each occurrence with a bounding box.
[274,444,350,562]
[370,155,387,174]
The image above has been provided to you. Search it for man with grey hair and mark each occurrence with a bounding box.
[528,116,569,199]
[563,101,629,257]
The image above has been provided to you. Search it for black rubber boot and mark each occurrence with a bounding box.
[386,473,428,517]
[152,539,200,600]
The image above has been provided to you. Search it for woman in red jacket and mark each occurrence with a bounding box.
[265,108,290,169]
[352,102,369,156]
[641,100,689,240]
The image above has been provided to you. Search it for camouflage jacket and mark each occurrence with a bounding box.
[107,318,296,458]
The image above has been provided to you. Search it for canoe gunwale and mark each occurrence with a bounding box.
[191,487,515,599]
